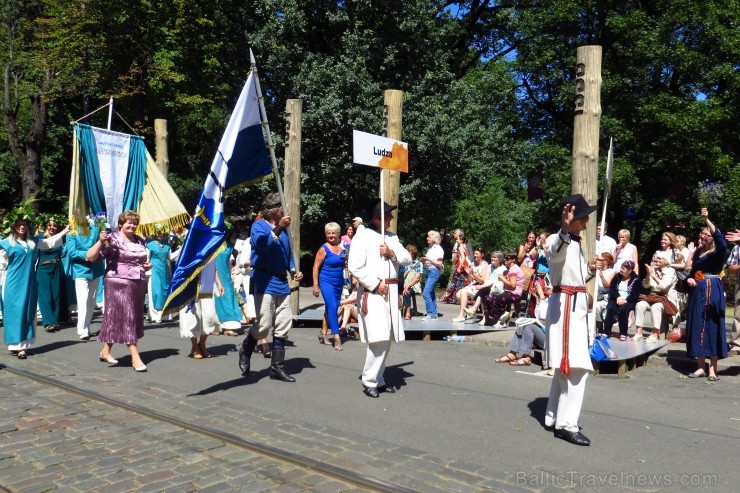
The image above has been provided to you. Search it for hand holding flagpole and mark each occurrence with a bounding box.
[250,49,301,276]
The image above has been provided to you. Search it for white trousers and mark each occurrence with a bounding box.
[545,368,589,432]
[75,277,101,337]
[362,340,392,388]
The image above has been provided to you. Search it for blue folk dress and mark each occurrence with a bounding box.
[0,237,39,348]
[35,235,68,328]
[685,228,729,359]
[214,246,242,329]
[146,239,172,321]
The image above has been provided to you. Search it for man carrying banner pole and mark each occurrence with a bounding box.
[348,200,411,397]
[238,193,303,382]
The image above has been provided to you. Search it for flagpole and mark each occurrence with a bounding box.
[250,49,301,273]
[590,137,614,340]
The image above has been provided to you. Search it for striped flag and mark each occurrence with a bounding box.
[163,72,272,314]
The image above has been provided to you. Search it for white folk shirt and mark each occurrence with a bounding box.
[348,226,411,344]
[545,231,594,372]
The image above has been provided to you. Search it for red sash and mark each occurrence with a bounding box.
[552,285,587,375]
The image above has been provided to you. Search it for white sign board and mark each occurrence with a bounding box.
[352,129,408,173]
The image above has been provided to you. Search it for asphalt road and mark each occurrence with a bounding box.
[3,302,738,493]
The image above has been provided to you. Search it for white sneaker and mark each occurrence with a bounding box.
[631,333,644,342]
[646,334,659,344]
[423,316,438,321]
[451,316,466,323]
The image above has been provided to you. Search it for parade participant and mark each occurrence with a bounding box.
[146,224,176,324]
[1,218,68,359]
[726,229,740,353]
[348,201,411,398]
[313,222,347,350]
[66,224,105,340]
[544,194,599,446]
[179,261,223,360]
[685,209,729,381]
[87,211,151,371]
[238,193,303,382]
[36,219,71,332]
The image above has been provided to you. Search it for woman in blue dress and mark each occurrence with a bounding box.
[214,244,242,334]
[685,208,729,381]
[312,222,347,350]
[146,226,175,323]
[1,218,67,359]
[36,218,71,332]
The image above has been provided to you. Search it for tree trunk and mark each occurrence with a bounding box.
[3,66,48,202]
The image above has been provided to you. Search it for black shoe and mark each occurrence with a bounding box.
[554,428,590,446]
[377,385,395,393]
[544,424,554,432]
[363,385,379,398]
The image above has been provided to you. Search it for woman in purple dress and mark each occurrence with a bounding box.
[87,211,151,371]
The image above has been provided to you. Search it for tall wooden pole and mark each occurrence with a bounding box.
[284,99,303,314]
[154,119,169,178]
[571,46,602,265]
[382,90,403,231]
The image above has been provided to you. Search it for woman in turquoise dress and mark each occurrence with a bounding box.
[1,218,67,359]
[146,227,175,323]
[214,245,242,333]
[35,219,70,332]
[312,222,347,350]
[685,209,729,381]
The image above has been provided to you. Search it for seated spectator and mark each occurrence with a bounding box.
[602,260,640,340]
[339,277,359,339]
[494,283,550,366]
[401,245,423,320]
[452,247,489,322]
[594,252,616,323]
[464,251,505,322]
[634,255,678,343]
[481,252,524,328]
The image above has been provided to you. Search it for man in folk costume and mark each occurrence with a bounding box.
[544,194,599,446]
[348,202,411,398]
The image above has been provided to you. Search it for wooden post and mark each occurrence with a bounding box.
[382,90,403,231]
[154,119,169,178]
[571,46,602,265]
[284,99,302,314]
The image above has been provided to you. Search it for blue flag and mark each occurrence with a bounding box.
[163,72,272,314]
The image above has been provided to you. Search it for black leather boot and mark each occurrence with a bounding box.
[238,333,258,376]
[269,348,295,382]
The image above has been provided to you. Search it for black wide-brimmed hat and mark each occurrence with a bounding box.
[369,201,397,223]
[558,194,598,221]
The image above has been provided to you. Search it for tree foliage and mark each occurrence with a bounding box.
[0,0,736,261]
